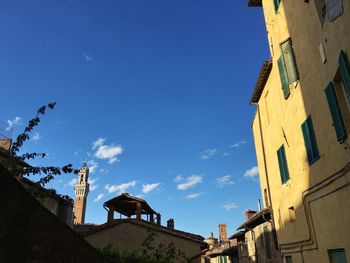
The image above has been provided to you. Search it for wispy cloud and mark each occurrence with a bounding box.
[186,193,202,199]
[92,138,124,164]
[177,175,203,190]
[87,159,98,174]
[31,132,41,141]
[5,116,22,131]
[83,52,93,62]
[66,177,77,187]
[92,137,106,150]
[216,175,235,188]
[223,202,238,211]
[93,193,104,202]
[142,183,161,194]
[244,166,259,178]
[173,175,184,182]
[200,149,217,160]
[222,152,230,157]
[105,181,137,194]
[88,178,98,191]
[230,140,247,148]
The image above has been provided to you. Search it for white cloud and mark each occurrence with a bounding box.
[177,175,203,190]
[105,180,137,194]
[5,116,22,131]
[186,193,202,199]
[200,149,217,160]
[230,140,247,148]
[31,132,41,141]
[222,152,230,157]
[66,178,77,187]
[174,175,184,182]
[87,159,98,174]
[93,193,104,202]
[108,157,118,164]
[142,183,160,194]
[216,175,235,188]
[244,166,259,178]
[223,202,238,211]
[88,178,98,191]
[92,137,106,150]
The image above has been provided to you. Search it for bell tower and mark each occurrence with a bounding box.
[74,163,89,224]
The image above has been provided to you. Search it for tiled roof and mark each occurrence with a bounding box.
[237,207,271,230]
[250,60,273,104]
[79,218,206,245]
[248,0,262,7]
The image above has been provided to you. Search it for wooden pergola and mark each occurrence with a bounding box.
[103,192,160,224]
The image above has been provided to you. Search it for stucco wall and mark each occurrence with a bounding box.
[252,0,350,262]
[85,221,203,263]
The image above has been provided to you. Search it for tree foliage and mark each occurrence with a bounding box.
[3,102,78,203]
[99,231,189,263]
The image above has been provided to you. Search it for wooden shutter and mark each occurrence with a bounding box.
[277,56,290,99]
[301,116,319,164]
[338,50,350,103]
[325,82,347,142]
[277,145,290,184]
[281,39,299,83]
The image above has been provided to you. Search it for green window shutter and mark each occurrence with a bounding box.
[281,38,299,83]
[328,249,348,263]
[263,226,272,258]
[338,50,350,104]
[301,116,319,165]
[325,82,347,143]
[277,56,290,99]
[277,145,290,184]
[273,0,281,12]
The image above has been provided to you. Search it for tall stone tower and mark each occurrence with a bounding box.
[218,224,227,243]
[74,163,89,224]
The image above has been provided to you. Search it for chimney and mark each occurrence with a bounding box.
[245,209,257,221]
[210,232,214,238]
[167,218,174,230]
[258,199,262,211]
[156,213,161,225]
[218,224,227,243]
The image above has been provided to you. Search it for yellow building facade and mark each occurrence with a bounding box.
[249,0,350,263]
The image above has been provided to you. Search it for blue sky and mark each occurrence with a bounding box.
[0,0,269,238]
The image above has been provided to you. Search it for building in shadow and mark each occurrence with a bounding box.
[74,192,207,263]
[248,0,350,262]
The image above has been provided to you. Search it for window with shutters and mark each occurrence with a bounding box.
[301,116,320,165]
[325,51,350,143]
[263,226,272,258]
[277,38,299,100]
[328,249,348,263]
[277,145,290,184]
[314,0,343,24]
[286,256,293,263]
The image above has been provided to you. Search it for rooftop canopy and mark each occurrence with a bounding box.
[237,207,271,230]
[103,192,157,217]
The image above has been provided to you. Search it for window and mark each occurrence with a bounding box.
[301,116,320,165]
[286,256,293,263]
[314,0,343,24]
[328,249,347,263]
[288,206,296,222]
[277,145,290,184]
[263,226,272,258]
[277,38,299,99]
[339,50,350,107]
[273,0,281,12]
[325,82,347,143]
